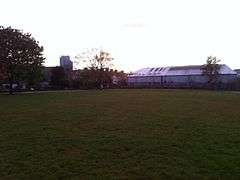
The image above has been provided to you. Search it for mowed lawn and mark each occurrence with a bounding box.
[0,89,240,179]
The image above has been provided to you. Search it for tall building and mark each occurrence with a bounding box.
[60,56,73,71]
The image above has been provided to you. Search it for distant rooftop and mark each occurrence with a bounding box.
[169,65,203,71]
[129,64,237,77]
[234,69,240,74]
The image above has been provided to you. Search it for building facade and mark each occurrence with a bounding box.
[128,65,237,88]
[235,69,240,77]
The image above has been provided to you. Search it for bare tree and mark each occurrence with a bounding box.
[75,48,113,70]
[75,49,114,89]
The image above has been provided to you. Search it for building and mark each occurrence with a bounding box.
[60,56,73,72]
[234,69,240,77]
[42,67,55,82]
[128,64,237,88]
[43,56,73,82]
[41,66,59,89]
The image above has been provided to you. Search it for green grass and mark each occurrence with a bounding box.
[0,89,240,179]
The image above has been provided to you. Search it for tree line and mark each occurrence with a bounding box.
[0,26,127,93]
[48,66,127,90]
[0,26,240,94]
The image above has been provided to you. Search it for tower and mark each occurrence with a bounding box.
[60,56,73,72]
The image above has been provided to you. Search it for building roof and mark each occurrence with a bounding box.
[234,69,240,74]
[129,64,237,77]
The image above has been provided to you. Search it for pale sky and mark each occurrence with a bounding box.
[1,0,240,72]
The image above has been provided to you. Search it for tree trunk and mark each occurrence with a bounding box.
[9,81,13,95]
[8,76,14,95]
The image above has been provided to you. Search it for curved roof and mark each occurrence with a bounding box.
[129,65,237,77]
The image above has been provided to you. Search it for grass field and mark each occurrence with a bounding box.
[0,89,240,179]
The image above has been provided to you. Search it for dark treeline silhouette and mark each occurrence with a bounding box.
[43,67,127,90]
[0,26,240,92]
[40,49,128,90]
[0,26,127,93]
[71,68,127,89]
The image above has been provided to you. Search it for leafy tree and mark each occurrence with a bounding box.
[201,56,221,88]
[50,67,68,89]
[0,26,44,94]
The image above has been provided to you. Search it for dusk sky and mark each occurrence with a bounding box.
[1,0,240,72]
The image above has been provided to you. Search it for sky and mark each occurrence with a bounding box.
[1,0,240,72]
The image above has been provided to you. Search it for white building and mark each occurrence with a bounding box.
[128,65,237,88]
[235,69,240,77]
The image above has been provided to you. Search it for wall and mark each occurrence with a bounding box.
[127,74,237,89]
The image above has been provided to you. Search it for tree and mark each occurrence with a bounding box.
[0,26,44,94]
[75,48,113,70]
[201,56,221,88]
[50,67,68,89]
[75,49,114,88]
[112,70,127,87]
